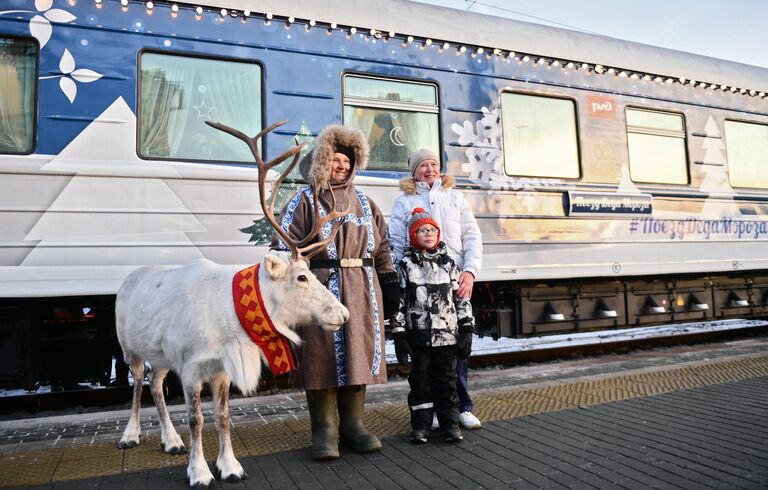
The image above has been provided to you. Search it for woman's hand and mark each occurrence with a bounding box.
[457,271,474,299]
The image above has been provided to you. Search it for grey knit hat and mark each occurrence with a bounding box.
[407,148,439,175]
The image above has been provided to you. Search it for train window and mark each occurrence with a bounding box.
[138,52,262,162]
[724,120,768,189]
[0,37,37,154]
[500,93,579,178]
[626,108,688,184]
[343,74,439,171]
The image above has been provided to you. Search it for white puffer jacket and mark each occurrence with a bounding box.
[389,175,482,278]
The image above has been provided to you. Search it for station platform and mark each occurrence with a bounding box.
[1,336,767,489]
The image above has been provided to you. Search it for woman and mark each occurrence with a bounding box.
[271,125,397,460]
[388,148,483,430]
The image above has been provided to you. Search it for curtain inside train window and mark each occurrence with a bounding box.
[724,120,768,189]
[626,107,688,185]
[0,37,37,154]
[501,92,580,179]
[138,53,262,163]
[343,75,439,171]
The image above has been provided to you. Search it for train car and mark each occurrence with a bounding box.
[1,0,767,391]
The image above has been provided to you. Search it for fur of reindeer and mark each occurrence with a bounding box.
[115,120,349,489]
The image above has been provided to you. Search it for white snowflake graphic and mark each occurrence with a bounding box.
[39,49,103,103]
[451,106,560,210]
[0,0,77,49]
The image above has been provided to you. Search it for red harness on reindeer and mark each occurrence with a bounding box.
[232,264,298,375]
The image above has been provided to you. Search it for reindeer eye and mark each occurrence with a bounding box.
[297,274,308,283]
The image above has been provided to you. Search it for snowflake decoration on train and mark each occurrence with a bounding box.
[451,107,503,183]
[39,49,102,103]
[0,0,77,49]
[451,106,560,211]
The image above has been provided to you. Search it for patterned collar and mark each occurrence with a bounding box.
[232,264,298,375]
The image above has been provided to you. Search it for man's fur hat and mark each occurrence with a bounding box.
[299,125,369,189]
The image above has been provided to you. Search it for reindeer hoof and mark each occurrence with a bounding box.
[187,477,216,489]
[160,442,187,455]
[223,473,245,484]
[117,440,139,449]
[213,466,247,483]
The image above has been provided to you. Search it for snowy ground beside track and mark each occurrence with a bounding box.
[384,318,768,362]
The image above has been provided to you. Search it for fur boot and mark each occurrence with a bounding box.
[306,389,339,460]
[337,385,382,453]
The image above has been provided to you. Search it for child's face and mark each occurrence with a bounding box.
[416,224,439,249]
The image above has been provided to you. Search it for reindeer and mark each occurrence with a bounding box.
[116,121,349,489]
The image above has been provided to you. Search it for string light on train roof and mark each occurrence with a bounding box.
[109,2,765,98]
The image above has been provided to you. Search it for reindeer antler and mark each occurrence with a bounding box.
[206,120,349,261]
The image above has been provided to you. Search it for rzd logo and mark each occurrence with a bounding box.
[587,95,616,119]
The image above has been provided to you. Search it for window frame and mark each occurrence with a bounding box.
[625,106,689,185]
[723,118,768,190]
[135,48,266,164]
[499,90,582,180]
[0,35,39,155]
[341,72,441,172]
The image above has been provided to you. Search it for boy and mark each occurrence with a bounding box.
[390,208,475,444]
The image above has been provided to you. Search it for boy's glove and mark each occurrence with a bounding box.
[392,331,413,366]
[381,280,401,320]
[457,331,473,360]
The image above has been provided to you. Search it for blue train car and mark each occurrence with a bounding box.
[1,0,767,390]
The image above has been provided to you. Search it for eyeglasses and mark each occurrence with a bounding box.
[416,227,439,236]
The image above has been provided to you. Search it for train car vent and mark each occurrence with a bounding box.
[543,302,565,321]
[644,296,666,314]
[688,294,709,311]
[595,298,618,318]
[726,291,749,307]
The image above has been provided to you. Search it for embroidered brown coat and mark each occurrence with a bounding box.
[271,125,394,390]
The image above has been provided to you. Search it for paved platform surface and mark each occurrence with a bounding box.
[1,336,767,489]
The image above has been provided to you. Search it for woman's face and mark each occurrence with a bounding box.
[331,152,351,182]
[414,159,440,186]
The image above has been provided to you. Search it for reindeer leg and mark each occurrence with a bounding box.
[118,357,144,449]
[149,368,186,454]
[184,379,215,489]
[210,372,246,483]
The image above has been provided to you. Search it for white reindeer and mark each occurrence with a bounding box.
[116,121,349,489]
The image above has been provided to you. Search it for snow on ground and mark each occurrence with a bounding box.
[383,318,768,362]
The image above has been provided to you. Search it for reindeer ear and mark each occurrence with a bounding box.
[264,254,290,280]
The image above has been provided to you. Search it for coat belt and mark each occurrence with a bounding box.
[309,258,373,269]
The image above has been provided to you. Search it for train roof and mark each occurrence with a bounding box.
[198,0,767,93]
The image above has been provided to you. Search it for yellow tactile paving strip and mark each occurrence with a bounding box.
[1,353,767,487]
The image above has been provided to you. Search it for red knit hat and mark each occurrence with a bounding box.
[407,208,441,249]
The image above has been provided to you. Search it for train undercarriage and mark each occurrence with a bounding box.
[0,271,766,394]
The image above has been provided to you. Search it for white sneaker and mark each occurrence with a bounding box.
[431,413,440,431]
[459,411,481,429]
